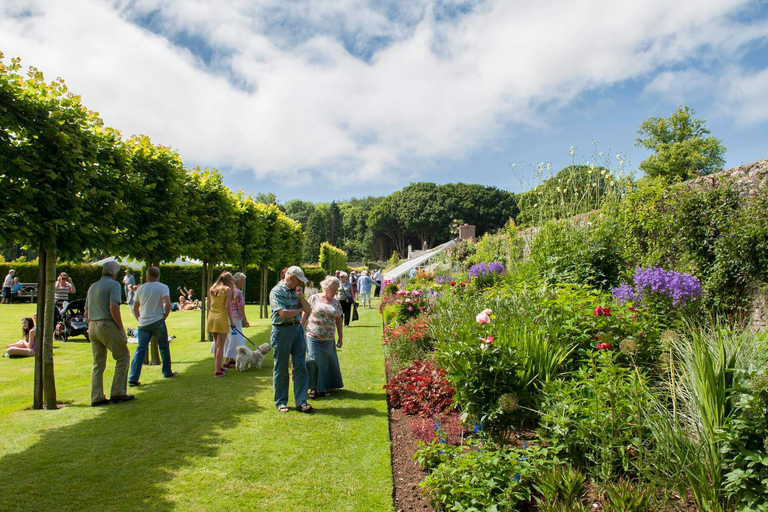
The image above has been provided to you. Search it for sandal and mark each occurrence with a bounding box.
[308,390,318,399]
[277,405,289,413]
[297,403,314,413]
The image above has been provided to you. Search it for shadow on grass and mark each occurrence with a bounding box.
[0,357,269,512]
[332,389,385,401]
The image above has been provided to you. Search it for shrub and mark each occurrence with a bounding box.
[383,280,399,296]
[414,435,469,472]
[468,261,506,290]
[538,351,658,481]
[435,309,573,443]
[382,315,435,370]
[389,289,429,325]
[533,465,587,509]
[421,443,560,511]
[603,479,653,512]
[318,242,348,274]
[384,360,454,416]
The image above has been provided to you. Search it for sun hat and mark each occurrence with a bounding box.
[285,266,308,283]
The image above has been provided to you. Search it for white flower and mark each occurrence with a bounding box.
[619,160,624,166]
[599,152,603,157]
[616,154,621,160]
[546,163,551,171]
[512,163,516,168]
[556,187,561,192]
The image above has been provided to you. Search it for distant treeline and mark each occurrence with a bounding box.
[285,182,520,263]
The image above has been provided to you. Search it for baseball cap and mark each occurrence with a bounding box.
[285,266,308,283]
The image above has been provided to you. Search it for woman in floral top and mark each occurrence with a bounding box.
[302,276,344,398]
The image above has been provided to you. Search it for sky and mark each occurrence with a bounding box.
[1,0,767,202]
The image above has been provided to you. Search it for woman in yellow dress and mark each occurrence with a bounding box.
[208,272,235,377]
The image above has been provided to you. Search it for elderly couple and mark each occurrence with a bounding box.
[269,266,345,413]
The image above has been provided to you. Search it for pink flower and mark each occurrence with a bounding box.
[396,300,402,304]
[482,336,494,344]
[396,289,408,296]
[408,306,414,311]
[405,298,411,303]
[596,343,613,350]
[476,312,491,324]
[480,343,489,351]
[483,309,493,316]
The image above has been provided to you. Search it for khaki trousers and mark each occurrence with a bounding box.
[89,320,130,402]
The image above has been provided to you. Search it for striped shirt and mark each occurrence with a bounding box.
[55,282,73,303]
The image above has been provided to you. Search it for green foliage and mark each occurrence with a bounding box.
[538,351,658,481]
[618,178,768,311]
[603,480,653,512]
[636,105,726,182]
[183,168,239,265]
[468,223,524,269]
[723,369,768,511]
[533,465,587,509]
[421,443,560,511]
[122,135,188,266]
[530,215,625,291]
[303,207,329,263]
[414,437,468,472]
[318,242,347,274]
[0,53,135,259]
[301,265,326,288]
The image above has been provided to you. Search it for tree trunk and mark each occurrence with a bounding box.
[43,248,57,409]
[260,268,267,319]
[33,247,46,410]
[206,263,214,342]
[200,260,207,342]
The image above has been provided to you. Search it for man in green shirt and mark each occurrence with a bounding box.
[85,260,133,407]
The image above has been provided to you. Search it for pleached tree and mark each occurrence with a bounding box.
[183,168,239,342]
[0,54,134,409]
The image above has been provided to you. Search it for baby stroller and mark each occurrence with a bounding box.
[55,299,90,342]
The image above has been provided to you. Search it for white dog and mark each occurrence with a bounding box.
[236,343,272,372]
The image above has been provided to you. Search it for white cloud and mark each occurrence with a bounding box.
[1,0,766,187]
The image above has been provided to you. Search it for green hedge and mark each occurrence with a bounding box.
[319,242,348,274]
[302,265,327,288]
[0,263,279,304]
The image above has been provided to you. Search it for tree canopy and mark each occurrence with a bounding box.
[636,105,726,182]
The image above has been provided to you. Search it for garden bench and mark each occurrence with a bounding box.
[14,283,38,303]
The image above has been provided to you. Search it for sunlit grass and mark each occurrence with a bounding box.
[0,302,392,512]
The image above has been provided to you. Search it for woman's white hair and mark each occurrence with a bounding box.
[320,276,341,290]
[233,272,246,282]
[338,271,348,279]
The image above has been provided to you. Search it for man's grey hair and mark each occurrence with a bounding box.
[320,276,340,291]
[233,272,246,282]
[102,261,121,277]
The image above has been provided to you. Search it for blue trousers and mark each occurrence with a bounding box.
[270,324,309,408]
[129,319,173,381]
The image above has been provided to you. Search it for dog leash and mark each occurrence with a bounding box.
[232,326,258,349]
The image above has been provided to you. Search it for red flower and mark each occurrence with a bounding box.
[450,281,456,286]
[596,343,612,350]
[594,305,612,316]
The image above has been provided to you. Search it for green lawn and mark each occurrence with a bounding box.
[0,302,392,512]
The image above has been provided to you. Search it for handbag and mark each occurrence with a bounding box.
[352,302,359,322]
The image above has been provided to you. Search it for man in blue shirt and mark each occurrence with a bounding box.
[269,266,312,413]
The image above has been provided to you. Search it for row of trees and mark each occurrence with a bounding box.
[0,54,302,410]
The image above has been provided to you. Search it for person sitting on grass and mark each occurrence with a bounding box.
[5,316,36,358]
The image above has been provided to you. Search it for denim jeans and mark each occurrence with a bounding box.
[270,324,309,408]
[129,319,172,381]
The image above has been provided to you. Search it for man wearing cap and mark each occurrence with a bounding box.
[2,269,15,304]
[269,266,313,413]
[122,269,136,305]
